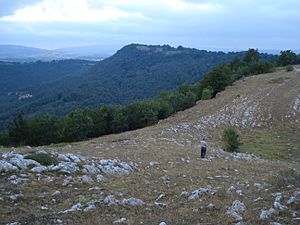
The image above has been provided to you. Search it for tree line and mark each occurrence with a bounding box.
[0,49,299,147]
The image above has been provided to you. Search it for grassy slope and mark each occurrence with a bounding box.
[1,67,300,224]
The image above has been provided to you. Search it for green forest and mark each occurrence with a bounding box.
[2,48,298,147]
[0,44,279,131]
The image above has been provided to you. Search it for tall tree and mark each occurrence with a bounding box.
[277,50,297,66]
[8,114,29,146]
[243,48,260,64]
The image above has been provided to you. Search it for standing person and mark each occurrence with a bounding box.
[200,138,207,159]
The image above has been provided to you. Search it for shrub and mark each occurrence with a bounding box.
[286,65,294,72]
[201,86,213,100]
[222,126,241,152]
[25,152,59,166]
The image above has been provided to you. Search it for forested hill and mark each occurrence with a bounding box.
[0,44,277,131]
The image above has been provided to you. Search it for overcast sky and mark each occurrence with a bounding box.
[0,0,299,51]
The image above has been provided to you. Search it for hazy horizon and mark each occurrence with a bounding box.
[0,0,299,51]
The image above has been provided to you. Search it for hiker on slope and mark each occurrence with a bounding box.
[200,138,207,159]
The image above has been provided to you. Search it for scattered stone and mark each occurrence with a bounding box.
[83,201,97,211]
[7,175,27,185]
[207,203,215,209]
[41,205,48,210]
[260,208,276,220]
[63,176,73,186]
[156,193,165,202]
[103,195,119,206]
[149,161,159,166]
[63,203,83,213]
[6,222,21,225]
[287,190,300,205]
[96,174,106,182]
[155,202,167,209]
[113,218,127,224]
[232,152,259,160]
[52,191,61,197]
[254,197,263,202]
[49,162,80,174]
[273,193,288,210]
[270,222,283,225]
[180,191,189,198]
[82,164,100,174]
[159,222,167,225]
[30,165,48,173]
[226,200,246,221]
[8,157,40,170]
[122,198,145,206]
[80,175,93,183]
[188,188,210,201]
[0,160,19,172]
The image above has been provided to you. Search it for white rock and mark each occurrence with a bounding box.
[83,201,97,211]
[80,175,93,183]
[8,157,40,170]
[0,160,19,172]
[260,208,276,220]
[113,218,127,224]
[66,153,83,163]
[270,222,283,225]
[82,164,101,174]
[7,175,27,185]
[63,176,73,186]
[2,151,23,159]
[49,162,79,174]
[180,191,189,198]
[52,191,61,197]
[30,165,48,173]
[56,153,71,162]
[226,200,246,221]
[188,188,210,200]
[6,222,21,225]
[63,203,83,213]
[154,202,167,209]
[206,203,215,209]
[254,197,263,202]
[149,161,159,166]
[103,195,119,206]
[287,190,300,205]
[96,174,106,182]
[159,222,168,225]
[122,198,144,206]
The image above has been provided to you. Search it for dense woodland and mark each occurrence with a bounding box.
[0,44,280,132]
[1,48,298,147]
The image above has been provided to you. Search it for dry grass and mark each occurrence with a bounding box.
[1,68,300,224]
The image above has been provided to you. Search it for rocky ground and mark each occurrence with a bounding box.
[1,67,300,224]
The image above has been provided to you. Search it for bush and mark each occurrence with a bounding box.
[25,152,59,166]
[201,86,213,100]
[222,127,241,152]
[286,65,294,72]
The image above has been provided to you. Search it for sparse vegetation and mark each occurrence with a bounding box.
[222,126,241,152]
[25,152,59,166]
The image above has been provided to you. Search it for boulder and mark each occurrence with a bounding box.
[260,208,276,220]
[0,160,19,172]
[121,197,145,206]
[226,200,246,221]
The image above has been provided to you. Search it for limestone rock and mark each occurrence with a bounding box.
[0,160,19,172]
[226,200,246,221]
[121,198,145,206]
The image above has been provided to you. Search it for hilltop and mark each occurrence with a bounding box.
[1,67,299,224]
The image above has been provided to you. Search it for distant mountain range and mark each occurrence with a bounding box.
[0,43,279,131]
[0,44,117,62]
